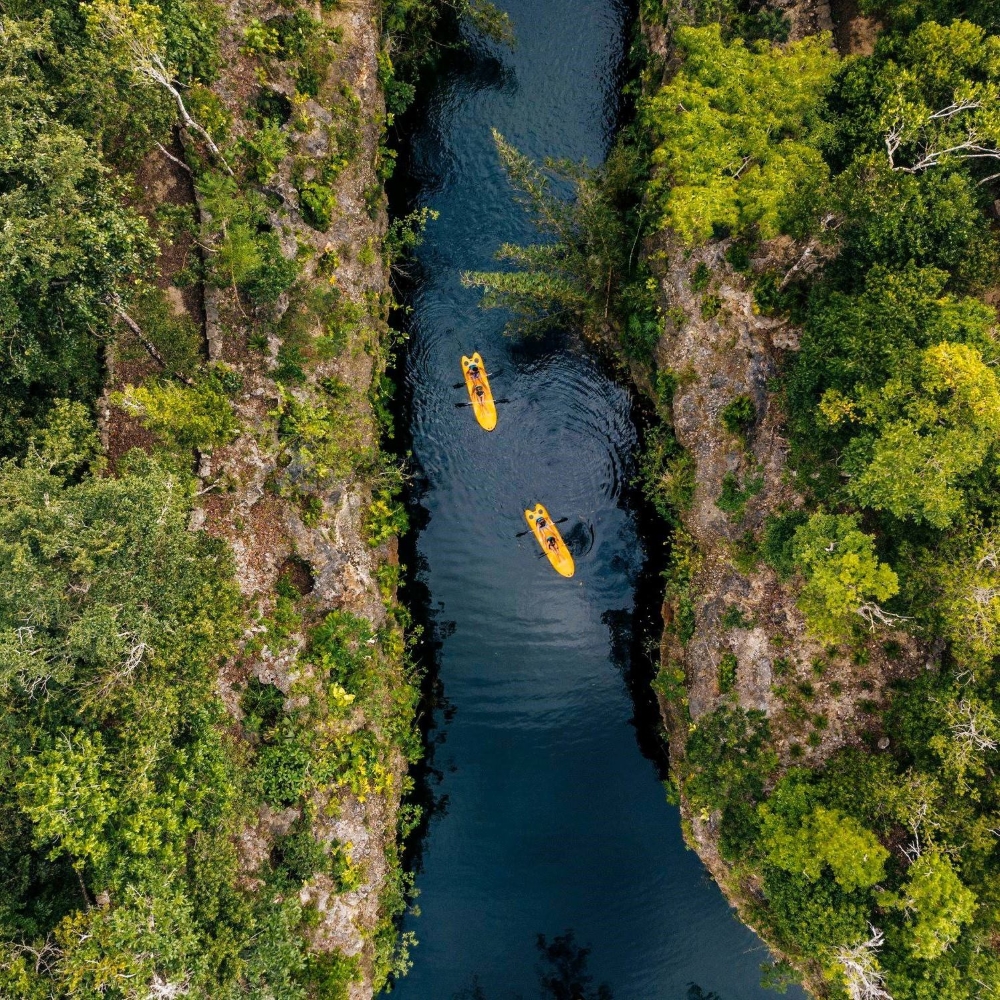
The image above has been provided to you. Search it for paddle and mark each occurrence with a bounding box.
[455,398,510,407]
[453,371,500,389]
[515,517,568,538]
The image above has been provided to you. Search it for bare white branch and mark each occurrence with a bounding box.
[90,3,232,175]
[950,698,999,754]
[855,602,909,631]
[928,99,981,121]
[836,927,893,1000]
[147,973,191,999]
[884,102,1000,175]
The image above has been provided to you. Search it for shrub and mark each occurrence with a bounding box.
[683,707,777,813]
[111,378,239,455]
[759,510,808,579]
[241,120,289,183]
[259,731,311,806]
[700,293,722,319]
[691,261,712,291]
[241,678,285,738]
[721,394,756,442]
[716,467,764,518]
[299,181,337,231]
[721,605,753,629]
[640,429,695,523]
[719,652,738,693]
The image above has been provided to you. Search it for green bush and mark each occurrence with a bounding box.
[241,678,285,738]
[640,429,695,523]
[111,378,239,455]
[299,181,337,231]
[259,731,311,807]
[759,510,807,579]
[718,651,738,693]
[271,823,332,887]
[700,293,722,319]
[721,605,752,629]
[716,467,764,518]
[691,261,712,291]
[683,707,777,813]
[298,951,362,999]
[721,394,756,442]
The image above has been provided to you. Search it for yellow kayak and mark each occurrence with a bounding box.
[461,353,497,431]
[524,503,575,578]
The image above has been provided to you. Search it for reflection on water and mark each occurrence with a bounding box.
[449,932,733,1000]
[452,931,613,1000]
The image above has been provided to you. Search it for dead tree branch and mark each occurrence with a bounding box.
[836,927,893,1000]
[105,294,196,386]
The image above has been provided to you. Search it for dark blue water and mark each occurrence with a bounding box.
[394,3,801,998]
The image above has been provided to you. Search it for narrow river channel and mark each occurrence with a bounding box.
[393,2,802,997]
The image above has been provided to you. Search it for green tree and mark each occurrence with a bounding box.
[643,25,837,244]
[882,851,977,960]
[790,513,900,641]
[760,781,889,892]
[876,21,1000,180]
[0,16,155,453]
[84,0,231,171]
[837,342,1000,528]
[831,157,998,292]
[462,130,644,335]
[0,443,239,700]
[935,524,1000,664]
[786,263,999,529]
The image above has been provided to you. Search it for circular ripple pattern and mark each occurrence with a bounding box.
[392,1,805,998]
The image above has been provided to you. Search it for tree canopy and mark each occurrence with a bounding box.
[0,17,154,454]
[644,25,837,244]
[790,513,900,641]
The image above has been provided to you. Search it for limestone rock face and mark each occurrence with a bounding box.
[104,1,405,995]
[654,235,925,761]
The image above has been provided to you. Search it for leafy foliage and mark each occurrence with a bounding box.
[790,513,899,641]
[880,851,977,960]
[629,5,1000,995]
[644,26,837,244]
[0,16,156,454]
[112,376,239,456]
[760,796,888,892]
[463,130,649,335]
[0,0,432,988]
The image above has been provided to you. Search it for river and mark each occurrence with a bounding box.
[392,2,800,997]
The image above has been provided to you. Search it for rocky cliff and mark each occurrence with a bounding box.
[640,2,930,986]
[102,0,413,993]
